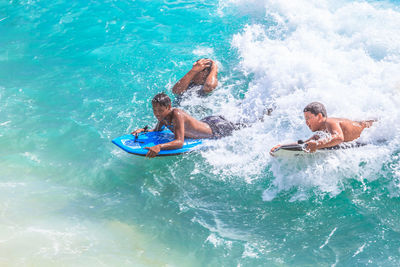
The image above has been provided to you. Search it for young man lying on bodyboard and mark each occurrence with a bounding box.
[131,93,241,158]
[270,102,375,155]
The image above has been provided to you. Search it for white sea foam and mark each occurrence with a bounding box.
[206,233,233,249]
[192,46,215,58]
[242,243,263,258]
[208,0,400,200]
[23,152,41,164]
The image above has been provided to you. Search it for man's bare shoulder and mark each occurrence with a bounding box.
[328,117,363,129]
[325,117,343,125]
[325,118,356,133]
[172,107,184,113]
[327,117,354,124]
[171,108,192,121]
[171,108,185,117]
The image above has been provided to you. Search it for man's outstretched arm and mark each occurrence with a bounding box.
[305,123,344,152]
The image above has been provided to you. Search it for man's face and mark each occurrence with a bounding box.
[304,111,322,131]
[152,103,170,121]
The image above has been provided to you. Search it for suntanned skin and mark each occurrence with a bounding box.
[270,111,375,154]
[172,58,218,95]
[131,103,213,158]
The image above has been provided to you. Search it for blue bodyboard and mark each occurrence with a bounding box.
[112,130,204,157]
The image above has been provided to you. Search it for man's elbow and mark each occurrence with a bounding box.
[203,81,217,93]
[175,140,184,148]
[335,136,345,144]
[172,86,182,95]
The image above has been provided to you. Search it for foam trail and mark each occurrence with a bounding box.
[320,227,337,249]
[353,243,366,257]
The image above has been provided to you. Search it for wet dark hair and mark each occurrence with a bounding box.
[303,102,327,117]
[152,92,171,107]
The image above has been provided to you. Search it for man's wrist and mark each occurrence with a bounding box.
[189,68,200,74]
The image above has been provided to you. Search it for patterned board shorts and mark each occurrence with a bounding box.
[200,115,237,139]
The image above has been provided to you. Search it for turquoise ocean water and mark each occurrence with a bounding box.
[2,0,400,266]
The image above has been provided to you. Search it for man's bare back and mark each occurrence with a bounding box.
[325,118,375,142]
[157,108,213,139]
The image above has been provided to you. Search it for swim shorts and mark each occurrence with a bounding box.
[200,115,237,139]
